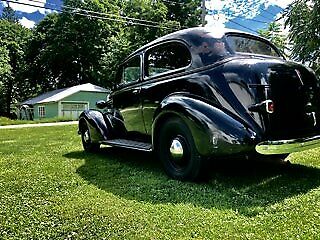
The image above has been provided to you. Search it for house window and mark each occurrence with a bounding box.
[38,106,45,118]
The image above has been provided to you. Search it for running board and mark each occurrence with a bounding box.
[100,139,152,152]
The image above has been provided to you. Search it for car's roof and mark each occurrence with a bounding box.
[125,27,261,61]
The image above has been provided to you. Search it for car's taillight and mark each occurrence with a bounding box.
[265,100,274,114]
[248,100,274,114]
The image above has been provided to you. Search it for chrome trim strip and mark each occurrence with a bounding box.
[256,135,320,155]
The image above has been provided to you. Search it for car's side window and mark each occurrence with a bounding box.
[145,42,191,78]
[121,55,141,84]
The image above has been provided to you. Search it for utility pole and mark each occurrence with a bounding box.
[201,0,206,27]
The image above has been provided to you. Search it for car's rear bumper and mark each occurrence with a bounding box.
[255,135,320,155]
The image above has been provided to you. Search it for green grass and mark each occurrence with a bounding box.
[0,125,320,239]
[0,116,74,126]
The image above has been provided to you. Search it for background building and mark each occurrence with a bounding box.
[19,83,109,120]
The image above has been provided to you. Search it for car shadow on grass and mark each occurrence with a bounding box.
[64,147,320,216]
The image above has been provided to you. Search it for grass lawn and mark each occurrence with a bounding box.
[0,125,320,239]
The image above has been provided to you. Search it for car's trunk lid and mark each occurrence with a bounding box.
[265,62,320,139]
[220,57,320,140]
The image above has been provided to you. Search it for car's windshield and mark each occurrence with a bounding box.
[226,35,281,57]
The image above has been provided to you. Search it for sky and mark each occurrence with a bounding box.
[0,0,294,32]
[205,0,294,34]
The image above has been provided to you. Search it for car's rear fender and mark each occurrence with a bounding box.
[152,94,259,157]
[78,110,111,142]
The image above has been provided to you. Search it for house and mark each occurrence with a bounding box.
[19,83,109,120]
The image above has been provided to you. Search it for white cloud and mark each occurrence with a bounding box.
[206,0,224,11]
[8,0,47,14]
[206,0,264,19]
[205,13,227,29]
[205,0,294,22]
[205,0,294,30]
[19,17,35,28]
[265,0,294,9]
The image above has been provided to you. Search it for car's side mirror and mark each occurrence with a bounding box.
[96,100,107,109]
[114,83,120,91]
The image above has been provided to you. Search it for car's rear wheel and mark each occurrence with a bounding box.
[156,117,204,181]
[80,120,100,152]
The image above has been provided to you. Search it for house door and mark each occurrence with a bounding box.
[61,102,88,119]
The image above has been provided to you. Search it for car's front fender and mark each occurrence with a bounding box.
[78,110,110,142]
[152,94,260,157]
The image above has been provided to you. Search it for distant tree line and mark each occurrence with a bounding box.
[0,0,319,117]
[0,0,201,117]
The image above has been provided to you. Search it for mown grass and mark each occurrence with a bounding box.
[0,116,74,126]
[0,125,320,239]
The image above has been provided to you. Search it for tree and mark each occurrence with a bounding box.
[25,0,124,91]
[258,22,286,54]
[0,47,11,114]
[25,0,202,95]
[119,0,179,49]
[0,19,32,116]
[0,47,11,76]
[25,0,177,92]
[1,5,19,23]
[285,0,320,74]
[163,0,201,28]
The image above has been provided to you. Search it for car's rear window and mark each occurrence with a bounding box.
[226,35,280,57]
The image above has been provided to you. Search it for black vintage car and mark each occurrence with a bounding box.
[78,27,320,181]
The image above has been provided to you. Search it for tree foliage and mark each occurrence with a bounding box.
[258,22,286,54]
[285,0,320,74]
[0,19,32,115]
[0,6,19,23]
[25,0,198,92]
[25,0,123,91]
[163,0,202,28]
[0,47,11,76]
[0,0,202,116]
[119,0,179,49]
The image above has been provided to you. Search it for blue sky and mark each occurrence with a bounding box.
[0,0,294,32]
[205,0,293,34]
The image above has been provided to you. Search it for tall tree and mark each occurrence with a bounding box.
[0,47,11,76]
[163,0,202,28]
[1,5,19,23]
[0,46,11,114]
[25,0,123,92]
[120,0,179,49]
[25,0,202,96]
[25,0,176,92]
[285,0,320,74]
[0,19,32,115]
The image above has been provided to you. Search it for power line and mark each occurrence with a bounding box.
[206,5,273,31]
[228,19,258,34]
[260,8,276,18]
[16,0,178,27]
[224,14,269,24]
[256,12,274,22]
[4,0,270,34]
[207,9,267,34]
[1,0,178,30]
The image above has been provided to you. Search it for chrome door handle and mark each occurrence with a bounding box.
[132,89,139,94]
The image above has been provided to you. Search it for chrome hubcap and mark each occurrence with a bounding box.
[83,130,90,142]
[170,138,184,160]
